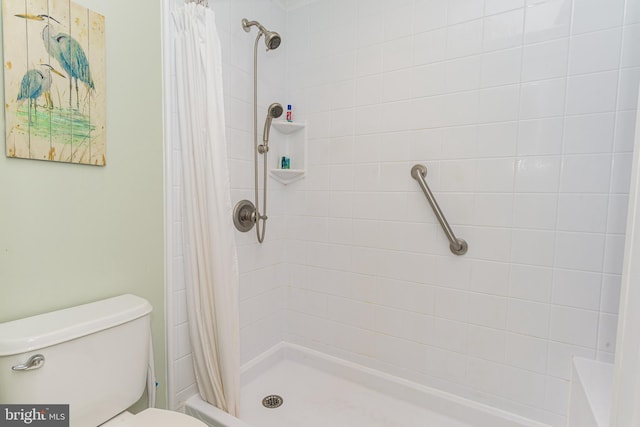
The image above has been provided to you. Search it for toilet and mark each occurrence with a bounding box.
[0,294,208,426]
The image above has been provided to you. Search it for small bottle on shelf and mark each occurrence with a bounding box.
[281,155,290,170]
[286,104,293,122]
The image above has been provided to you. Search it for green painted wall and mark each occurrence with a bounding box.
[0,0,166,409]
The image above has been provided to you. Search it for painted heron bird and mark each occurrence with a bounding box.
[15,13,94,109]
[17,64,66,120]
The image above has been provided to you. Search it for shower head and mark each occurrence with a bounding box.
[242,18,282,51]
[268,103,284,118]
[263,103,283,145]
[264,31,282,50]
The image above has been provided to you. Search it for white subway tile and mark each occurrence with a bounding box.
[424,346,468,383]
[446,20,484,59]
[435,288,470,322]
[485,0,524,16]
[465,226,513,262]
[440,126,479,159]
[572,0,625,35]
[478,85,521,123]
[614,111,638,153]
[563,113,615,154]
[444,56,482,92]
[383,36,414,72]
[511,229,556,266]
[477,122,518,157]
[513,194,558,230]
[569,28,622,75]
[554,232,606,272]
[502,366,547,408]
[327,296,374,330]
[549,305,599,347]
[475,158,516,192]
[617,67,640,110]
[521,78,567,119]
[470,260,511,296]
[607,195,629,235]
[466,357,506,396]
[374,334,427,372]
[481,48,523,87]
[506,299,550,338]
[524,0,572,44]
[551,269,603,310]
[384,2,414,41]
[448,0,485,25]
[473,194,514,227]
[598,313,618,352]
[356,45,383,77]
[432,317,469,353]
[483,9,525,52]
[566,71,618,115]
[626,0,640,24]
[413,28,447,65]
[611,152,634,194]
[514,156,562,192]
[414,0,448,33]
[517,118,564,156]
[556,194,608,233]
[604,234,626,275]
[440,160,478,191]
[506,333,548,373]
[468,325,507,362]
[383,68,416,102]
[622,24,640,68]
[468,293,508,329]
[559,154,612,194]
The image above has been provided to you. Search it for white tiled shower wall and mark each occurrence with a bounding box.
[165,0,640,425]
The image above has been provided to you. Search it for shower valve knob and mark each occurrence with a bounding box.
[233,200,257,233]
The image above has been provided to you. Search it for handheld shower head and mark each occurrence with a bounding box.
[242,18,282,51]
[263,103,283,145]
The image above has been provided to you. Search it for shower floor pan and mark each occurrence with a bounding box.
[185,343,549,427]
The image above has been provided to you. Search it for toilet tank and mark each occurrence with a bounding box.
[0,294,153,426]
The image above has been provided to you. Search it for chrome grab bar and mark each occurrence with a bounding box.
[411,164,468,256]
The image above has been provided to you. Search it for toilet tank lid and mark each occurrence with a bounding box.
[0,294,152,356]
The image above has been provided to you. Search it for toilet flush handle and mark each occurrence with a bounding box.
[11,354,45,371]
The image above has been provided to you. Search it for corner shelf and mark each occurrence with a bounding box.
[272,121,305,135]
[270,169,305,184]
[269,120,307,185]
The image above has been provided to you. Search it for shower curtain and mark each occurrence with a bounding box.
[172,3,240,416]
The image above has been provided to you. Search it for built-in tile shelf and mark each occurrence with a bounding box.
[269,120,307,185]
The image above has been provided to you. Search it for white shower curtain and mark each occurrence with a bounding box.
[172,3,240,416]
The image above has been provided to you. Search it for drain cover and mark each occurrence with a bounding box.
[262,394,283,409]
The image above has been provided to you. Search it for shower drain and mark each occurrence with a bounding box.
[262,394,283,409]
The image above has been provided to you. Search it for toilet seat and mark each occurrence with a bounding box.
[104,408,208,427]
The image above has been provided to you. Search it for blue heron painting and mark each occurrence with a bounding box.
[17,64,66,120]
[15,13,95,110]
[3,0,106,165]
